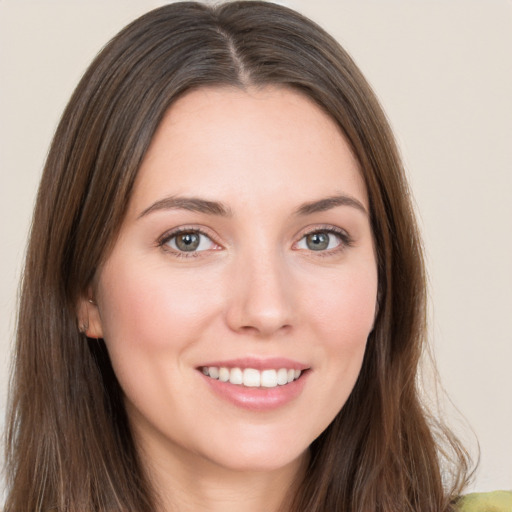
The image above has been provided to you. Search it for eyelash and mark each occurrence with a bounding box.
[157,225,353,258]
[157,227,220,258]
[295,226,354,255]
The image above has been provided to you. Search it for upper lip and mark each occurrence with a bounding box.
[197,357,309,371]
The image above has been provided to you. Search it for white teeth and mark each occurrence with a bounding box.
[218,367,230,382]
[230,367,243,385]
[202,366,303,388]
[243,368,260,387]
[261,369,277,388]
[277,368,288,385]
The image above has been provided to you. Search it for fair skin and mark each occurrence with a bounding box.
[81,86,378,512]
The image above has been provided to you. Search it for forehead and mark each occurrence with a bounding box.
[129,86,367,216]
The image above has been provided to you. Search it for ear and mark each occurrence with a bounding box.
[77,290,104,339]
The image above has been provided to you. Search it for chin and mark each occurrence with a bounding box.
[199,438,309,475]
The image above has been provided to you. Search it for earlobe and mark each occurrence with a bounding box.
[77,294,104,339]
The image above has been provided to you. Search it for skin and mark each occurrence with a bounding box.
[81,86,378,512]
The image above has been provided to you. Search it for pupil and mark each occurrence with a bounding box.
[176,233,200,251]
[307,232,329,251]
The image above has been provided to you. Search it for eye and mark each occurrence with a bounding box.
[296,229,349,252]
[162,230,218,253]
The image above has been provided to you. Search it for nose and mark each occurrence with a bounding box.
[225,250,295,337]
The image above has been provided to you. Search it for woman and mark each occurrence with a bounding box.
[3,1,487,511]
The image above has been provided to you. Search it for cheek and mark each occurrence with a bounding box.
[94,258,221,419]
[304,264,378,345]
[303,262,377,398]
[96,258,223,352]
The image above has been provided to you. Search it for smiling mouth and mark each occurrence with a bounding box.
[200,366,303,388]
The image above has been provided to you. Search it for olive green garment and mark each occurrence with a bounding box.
[458,491,512,512]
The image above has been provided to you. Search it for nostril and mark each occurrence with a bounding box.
[237,322,292,337]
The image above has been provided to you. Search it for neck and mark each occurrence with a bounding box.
[139,436,308,512]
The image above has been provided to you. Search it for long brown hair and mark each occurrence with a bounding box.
[4,2,471,511]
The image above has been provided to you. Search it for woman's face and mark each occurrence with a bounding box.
[85,87,378,475]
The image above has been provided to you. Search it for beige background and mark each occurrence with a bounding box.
[0,0,510,493]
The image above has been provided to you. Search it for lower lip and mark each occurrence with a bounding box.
[200,371,309,411]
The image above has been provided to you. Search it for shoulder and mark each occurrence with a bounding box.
[456,491,512,512]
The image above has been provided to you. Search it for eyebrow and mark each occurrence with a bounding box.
[138,196,232,219]
[294,194,368,216]
[138,193,367,219]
